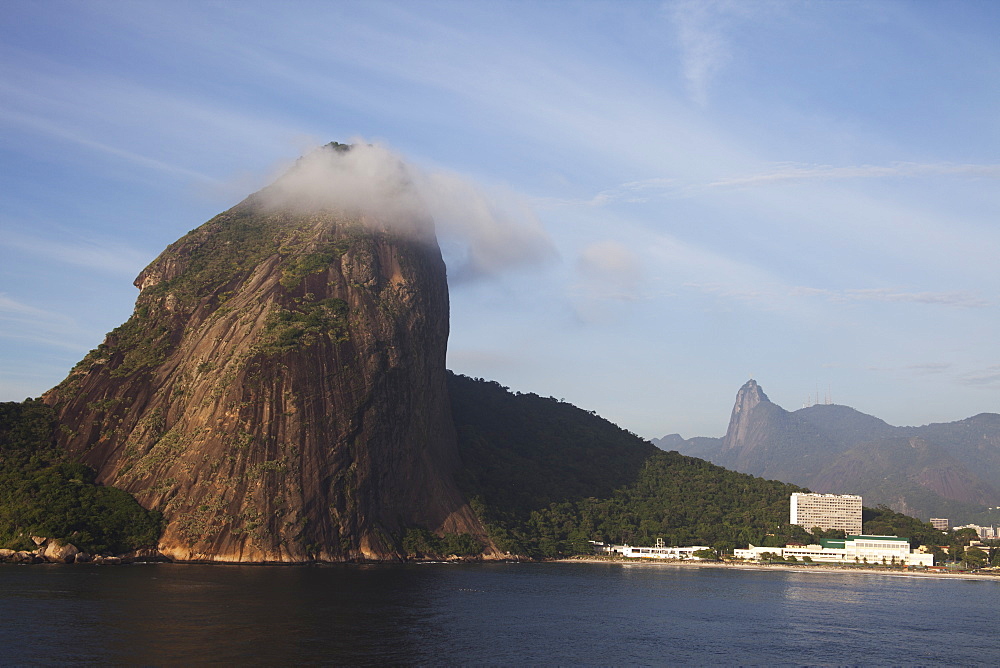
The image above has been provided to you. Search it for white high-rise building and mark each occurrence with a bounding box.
[790,493,862,535]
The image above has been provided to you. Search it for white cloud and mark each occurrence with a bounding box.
[259,142,556,282]
[669,0,734,106]
[418,172,556,283]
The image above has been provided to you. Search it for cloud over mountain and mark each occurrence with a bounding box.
[261,142,555,283]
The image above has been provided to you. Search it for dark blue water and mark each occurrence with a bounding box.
[1,561,996,665]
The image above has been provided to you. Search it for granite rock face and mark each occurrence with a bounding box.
[721,379,771,452]
[45,145,488,562]
[717,379,830,479]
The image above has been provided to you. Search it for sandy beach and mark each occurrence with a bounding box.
[558,555,1000,582]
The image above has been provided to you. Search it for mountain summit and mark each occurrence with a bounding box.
[44,144,488,562]
[658,380,1000,521]
[722,379,770,450]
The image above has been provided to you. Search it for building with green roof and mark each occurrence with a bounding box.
[735,535,933,566]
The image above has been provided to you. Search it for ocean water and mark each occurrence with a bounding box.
[0,561,996,666]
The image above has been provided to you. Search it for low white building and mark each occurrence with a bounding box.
[734,535,933,567]
[592,541,711,560]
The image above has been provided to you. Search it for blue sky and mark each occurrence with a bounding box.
[2,0,999,438]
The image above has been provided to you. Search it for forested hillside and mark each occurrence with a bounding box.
[449,374,817,557]
[524,451,817,556]
[448,373,657,512]
[0,399,162,554]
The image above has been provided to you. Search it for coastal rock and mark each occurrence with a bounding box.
[91,555,123,565]
[43,541,80,564]
[14,551,43,564]
[123,547,169,563]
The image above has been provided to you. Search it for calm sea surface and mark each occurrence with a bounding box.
[1,561,996,666]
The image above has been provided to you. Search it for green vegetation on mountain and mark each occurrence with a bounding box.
[257,296,350,354]
[145,207,304,305]
[0,399,162,554]
[402,528,483,558]
[449,373,657,511]
[520,451,815,557]
[449,373,815,558]
[861,505,948,549]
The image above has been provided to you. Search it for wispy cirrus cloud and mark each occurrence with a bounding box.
[0,294,86,351]
[0,294,58,319]
[956,366,1000,387]
[586,178,676,206]
[669,0,737,106]
[683,282,991,312]
[0,43,298,185]
[684,281,768,305]
[575,161,1000,207]
[793,287,992,309]
[705,162,1000,189]
[1,230,151,277]
[906,362,952,375]
[0,106,220,184]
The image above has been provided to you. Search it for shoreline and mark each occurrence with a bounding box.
[556,556,1000,581]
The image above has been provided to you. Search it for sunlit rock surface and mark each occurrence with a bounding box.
[45,145,489,562]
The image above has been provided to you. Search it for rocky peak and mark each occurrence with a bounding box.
[722,379,772,450]
[44,145,491,563]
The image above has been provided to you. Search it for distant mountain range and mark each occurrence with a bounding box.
[654,380,1000,523]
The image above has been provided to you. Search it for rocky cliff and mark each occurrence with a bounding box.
[44,144,488,562]
[718,379,833,481]
[722,379,772,452]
